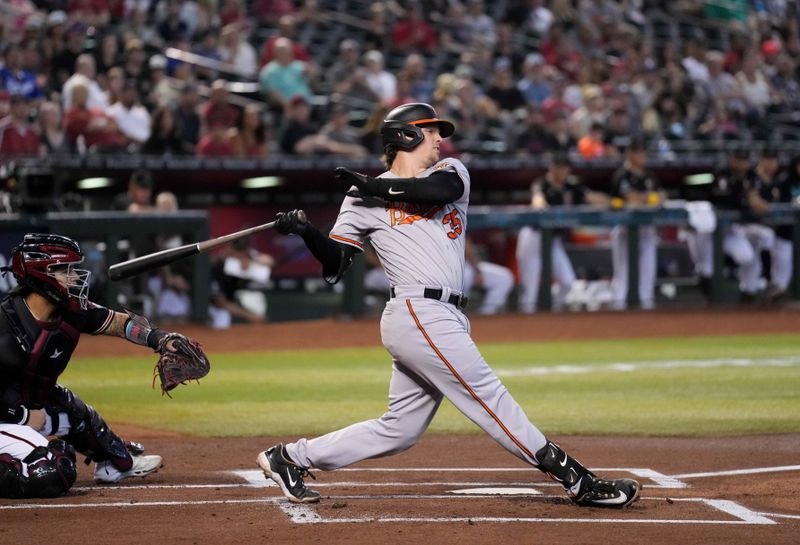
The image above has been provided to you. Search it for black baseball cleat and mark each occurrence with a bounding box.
[257,444,321,503]
[570,474,641,508]
[535,440,641,509]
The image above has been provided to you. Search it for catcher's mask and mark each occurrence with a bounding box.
[380,102,455,153]
[5,233,91,311]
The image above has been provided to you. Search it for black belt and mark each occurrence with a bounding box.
[390,287,468,310]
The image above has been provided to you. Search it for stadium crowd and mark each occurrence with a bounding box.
[0,0,799,160]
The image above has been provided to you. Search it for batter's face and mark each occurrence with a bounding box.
[416,126,442,167]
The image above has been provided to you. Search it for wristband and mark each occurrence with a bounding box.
[2,404,28,425]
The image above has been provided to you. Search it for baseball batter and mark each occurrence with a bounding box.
[257,102,640,509]
[610,136,665,310]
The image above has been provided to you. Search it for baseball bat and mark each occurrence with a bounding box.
[108,220,277,281]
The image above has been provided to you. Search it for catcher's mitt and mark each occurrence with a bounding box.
[153,333,210,396]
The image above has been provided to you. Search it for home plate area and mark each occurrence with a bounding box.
[230,465,799,526]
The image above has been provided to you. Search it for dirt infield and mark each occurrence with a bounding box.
[4,309,800,545]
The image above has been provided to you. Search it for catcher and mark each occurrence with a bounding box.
[0,233,209,498]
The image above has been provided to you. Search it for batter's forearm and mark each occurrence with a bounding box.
[300,224,350,282]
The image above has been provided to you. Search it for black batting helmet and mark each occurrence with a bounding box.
[380,102,455,152]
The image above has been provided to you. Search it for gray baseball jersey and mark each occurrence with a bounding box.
[285,157,549,472]
[329,158,470,291]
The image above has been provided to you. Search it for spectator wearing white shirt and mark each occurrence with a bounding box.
[218,22,259,78]
[106,80,152,145]
[62,55,109,111]
[363,50,396,104]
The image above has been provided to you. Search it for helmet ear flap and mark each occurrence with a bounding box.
[381,121,424,151]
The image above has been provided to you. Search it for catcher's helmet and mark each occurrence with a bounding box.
[381,102,455,152]
[7,233,90,311]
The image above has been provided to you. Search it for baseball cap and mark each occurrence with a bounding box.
[550,151,571,167]
[627,134,648,152]
[47,10,68,26]
[149,54,167,70]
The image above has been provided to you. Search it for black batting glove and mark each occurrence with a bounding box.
[275,209,309,236]
[335,167,377,197]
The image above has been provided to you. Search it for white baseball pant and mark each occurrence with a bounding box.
[611,225,658,309]
[516,226,577,313]
[463,261,514,315]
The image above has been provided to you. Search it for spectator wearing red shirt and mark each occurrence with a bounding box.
[259,14,310,68]
[196,115,235,156]
[63,82,127,151]
[201,80,239,135]
[67,0,111,27]
[391,5,437,52]
[0,95,40,157]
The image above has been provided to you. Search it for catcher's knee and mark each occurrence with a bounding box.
[22,440,78,498]
[0,440,77,498]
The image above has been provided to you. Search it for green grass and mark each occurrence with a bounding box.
[61,334,800,437]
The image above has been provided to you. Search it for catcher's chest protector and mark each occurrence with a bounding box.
[0,297,80,407]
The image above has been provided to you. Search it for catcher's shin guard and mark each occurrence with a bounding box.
[535,441,640,508]
[53,386,132,469]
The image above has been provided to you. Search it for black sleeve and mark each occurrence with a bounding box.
[1,401,27,424]
[364,171,464,205]
[301,223,356,284]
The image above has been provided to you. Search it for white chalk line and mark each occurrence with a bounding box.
[496,355,800,377]
[0,493,777,526]
[672,465,800,479]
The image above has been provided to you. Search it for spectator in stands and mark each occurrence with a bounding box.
[63,54,108,110]
[0,43,43,100]
[363,2,390,52]
[38,100,70,154]
[229,102,270,158]
[391,4,437,53]
[704,50,741,110]
[362,50,397,105]
[517,53,551,107]
[215,235,274,323]
[94,33,120,78]
[736,50,775,120]
[104,66,126,107]
[120,7,164,51]
[506,0,554,37]
[193,27,224,79]
[319,103,367,155]
[218,21,258,77]
[546,110,577,153]
[464,0,497,46]
[121,38,146,92]
[577,122,608,160]
[398,53,434,104]
[52,22,87,89]
[67,0,111,27]
[682,31,710,83]
[514,104,555,157]
[463,238,515,315]
[142,103,182,155]
[770,53,800,113]
[174,83,202,154]
[252,0,298,27]
[145,55,175,108]
[258,14,310,68]
[325,38,360,94]
[106,79,151,147]
[568,84,606,139]
[259,37,313,110]
[516,151,610,313]
[63,82,127,152]
[494,22,525,74]
[440,2,471,54]
[279,94,366,156]
[111,169,155,211]
[201,79,238,131]
[196,113,236,156]
[486,56,526,114]
[41,11,68,77]
[0,95,40,157]
[219,0,245,26]
[158,0,189,45]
